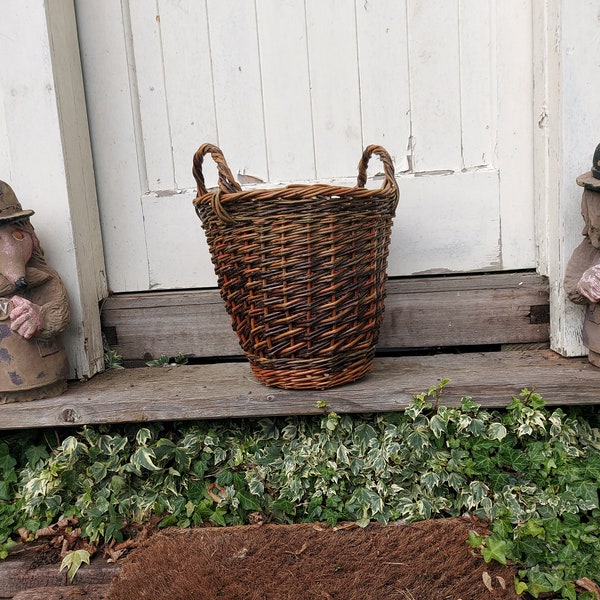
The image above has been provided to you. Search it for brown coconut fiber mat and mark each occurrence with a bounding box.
[108,517,519,600]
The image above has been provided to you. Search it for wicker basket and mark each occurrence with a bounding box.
[192,143,399,389]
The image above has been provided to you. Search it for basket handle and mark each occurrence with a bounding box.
[356,145,398,193]
[192,143,242,196]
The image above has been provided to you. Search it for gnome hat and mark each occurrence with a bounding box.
[0,181,35,224]
[577,143,600,192]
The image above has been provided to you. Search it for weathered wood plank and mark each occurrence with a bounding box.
[390,170,503,274]
[9,585,111,600]
[100,272,549,362]
[0,349,594,431]
[407,0,461,171]
[207,0,268,181]
[256,0,315,182]
[355,0,411,172]
[458,0,493,168]
[0,552,118,599]
[75,0,150,292]
[129,0,174,191]
[159,0,217,189]
[305,0,361,178]
[496,0,536,270]
[379,271,549,348]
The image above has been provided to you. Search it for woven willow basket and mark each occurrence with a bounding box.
[192,143,399,390]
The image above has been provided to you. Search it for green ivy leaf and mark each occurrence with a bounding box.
[568,481,599,510]
[353,424,378,453]
[521,519,545,539]
[336,444,351,466]
[24,445,49,467]
[131,447,161,471]
[429,414,447,438]
[460,397,480,412]
[466,530,483,548]
[406,430,429,454]
[487,422,507,441]
[236,490,261,511]
[514,579,529,595]
[481,537,508,564]
[60,549,90,583]
[420,472,441,494]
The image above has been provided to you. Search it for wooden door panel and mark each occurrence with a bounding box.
[77,0,534,292]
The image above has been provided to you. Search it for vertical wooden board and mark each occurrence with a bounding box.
[75,0,149,292]
[305,0,362,179]
[142,191,217,289]
[388,169,501,275]
[129,0,175,191]
[206,0,268,181]
[256,0,315,182]
[495,0,535,270]
[407,0,462,172]
[558,0,600,356]
[532,0,552,279]
[159,0,218,190]
[458,0,494,168]
[355,0,411,172]
[45,1,108,375]
[535,0,600,357]
[560,0,600,240]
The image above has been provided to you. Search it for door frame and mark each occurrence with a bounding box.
[533,0,599,357]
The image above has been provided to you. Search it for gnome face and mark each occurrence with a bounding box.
[0,223,35,290]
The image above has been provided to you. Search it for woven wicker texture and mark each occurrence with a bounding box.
[193,144,398,389]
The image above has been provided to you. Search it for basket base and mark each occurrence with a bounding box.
[248,352,375,390]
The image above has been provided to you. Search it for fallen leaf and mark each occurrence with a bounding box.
[333,522,358,531]
[57,516,78,529]
[295,542,308,556]
[233,547,248,559]
[208,482,227,504]
[35,525,59,539]
[17,527,29,543]
[35,517,79,539]
[248,511,266,524]
[482,571,493,592]
[496,575,506,590]
[64,528,82,545]
[576,578,600,598]
[105,547,126,563]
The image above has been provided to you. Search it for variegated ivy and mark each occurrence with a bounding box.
[2,384,600,597]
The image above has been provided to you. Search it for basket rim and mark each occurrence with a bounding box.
[194,180,398,205]
[192,143,399,212]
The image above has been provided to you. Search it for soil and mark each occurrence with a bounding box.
[107,516,520,600]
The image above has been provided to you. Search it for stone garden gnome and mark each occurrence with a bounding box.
[0,181,70,402]
[564,143,600,367]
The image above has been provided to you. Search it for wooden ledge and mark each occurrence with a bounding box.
[0,349,597,430]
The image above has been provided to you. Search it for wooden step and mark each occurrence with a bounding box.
[0,349,596,431]
[0,551,119,599]
[100,272,550,363]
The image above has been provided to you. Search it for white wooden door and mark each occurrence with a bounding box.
[76,0,535,293]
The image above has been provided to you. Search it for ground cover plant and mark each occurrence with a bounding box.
[1,384,600,598]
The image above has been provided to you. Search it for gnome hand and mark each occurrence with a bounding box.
[9,296,43,339]
[577,264,600,303]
